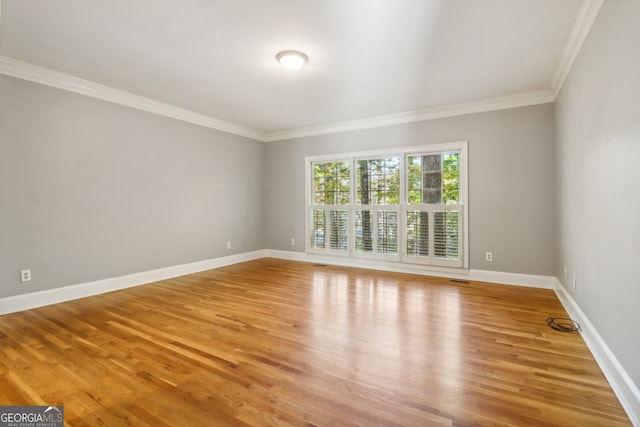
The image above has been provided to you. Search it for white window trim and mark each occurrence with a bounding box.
[305,141,469,269]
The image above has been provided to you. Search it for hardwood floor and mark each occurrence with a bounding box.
[0,258,630,426]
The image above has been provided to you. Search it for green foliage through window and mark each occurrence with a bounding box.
[308,145,464,266]
[407,152,459,205]
[313,161,350,205]
[357,158,400,205]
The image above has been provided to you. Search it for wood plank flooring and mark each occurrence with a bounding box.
[0,258,631,426]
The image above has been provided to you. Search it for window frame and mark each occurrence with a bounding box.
[305,141,469,269]
[352,154,402,260]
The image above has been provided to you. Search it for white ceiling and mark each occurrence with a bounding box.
[0,0,599,141]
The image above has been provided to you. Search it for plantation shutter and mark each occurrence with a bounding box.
[307,142,466,268]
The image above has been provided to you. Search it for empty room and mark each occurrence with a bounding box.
[0,0,638,426]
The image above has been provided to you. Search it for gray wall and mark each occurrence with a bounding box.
[554,0,640,387]
[1,1,636,393]
[0,75,265,298]
[265,104,556,276]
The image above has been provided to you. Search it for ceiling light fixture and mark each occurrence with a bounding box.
[276,50,308,71]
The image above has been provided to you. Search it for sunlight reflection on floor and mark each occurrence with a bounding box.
[309,270,463,399]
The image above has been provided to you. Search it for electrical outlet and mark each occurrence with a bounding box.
[485,252,493,262]
[564,265,567,280]
[242,240,246,248]
[226,241,231,250]
[21,269,32,282]
[290,238,295,246]
[573,275,577,289]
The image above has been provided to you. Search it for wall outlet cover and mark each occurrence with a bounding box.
[21,269,32,282]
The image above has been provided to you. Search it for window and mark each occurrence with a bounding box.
[405,151,463,267]
[355,157,400,258]
[309,161,350,254]
[306,142,468,268]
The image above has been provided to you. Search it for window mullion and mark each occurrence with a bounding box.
[307,142,467,268]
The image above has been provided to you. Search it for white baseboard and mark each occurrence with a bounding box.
[468,269,555,289]
[267,251,638,424]
[0,249,552,315]
[9,249,552,315]
[264,250,555,288]
[0,250,266,315]
[3,250,635,425]
[554,279,640,426]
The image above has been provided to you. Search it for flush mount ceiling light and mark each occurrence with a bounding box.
[276,50,308,71]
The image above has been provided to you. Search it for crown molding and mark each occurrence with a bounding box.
[1,55,554,143]
[0,55,266,141]
[550,0,604,97]
[0,2,602,143]
[263,89,555,142]
[1,57,568,144]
